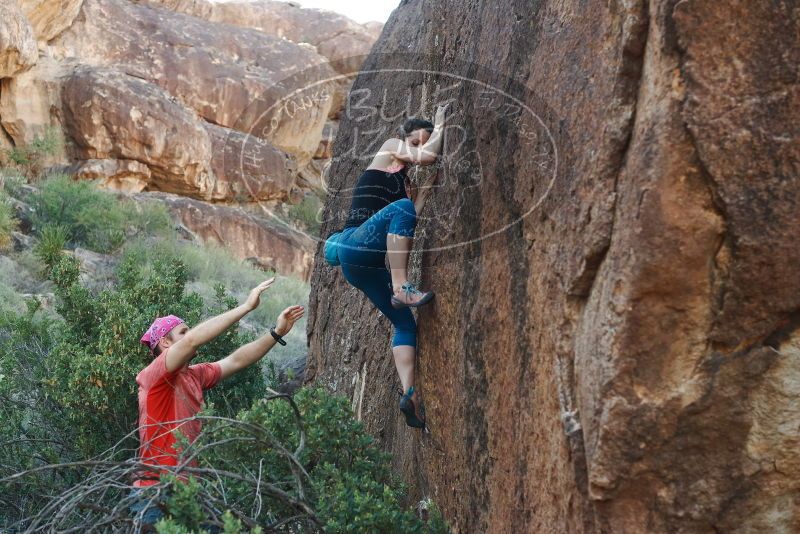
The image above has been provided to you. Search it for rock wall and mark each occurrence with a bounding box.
[0,1,37,78]
[0,0,382,279]
[143,0,380,76]
[306,0,800,532]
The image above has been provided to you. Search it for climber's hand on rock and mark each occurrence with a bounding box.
[434,102,450,126]
[244,278,275,311]
[275,305,305,336]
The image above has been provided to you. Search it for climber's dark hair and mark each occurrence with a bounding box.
[398,117,434,139]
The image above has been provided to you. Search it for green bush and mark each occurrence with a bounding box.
[34,223,68,268]
[3,127,64,179]
[150,388,449,533]
[29,174,172,253]
[0,256,448,532]
[0,190,18,250]
[286,191,324,236]
[0,299,70,506]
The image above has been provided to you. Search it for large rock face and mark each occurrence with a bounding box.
[61,66,216,197]
[0,56,68,145]
[307,1,800,532]
[143,0,382,75]
[0,0,37,78]
[52,0,336,166]
[17,0,83,42]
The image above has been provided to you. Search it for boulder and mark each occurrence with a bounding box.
[61,66,217,199]
[143,0,381,74]
[17,0,83,42]
[71,159,151,194]
[6,195,34,233]
[313,120,337,159]
[306,1,800,533]
[0,56,71,146]
[132,191,315,280]
[0,0,37,78]
[68,246,118,290]
[52,0,336,165]
[204,122,298,202]
[59,65,299,202]
[10,230,33,251]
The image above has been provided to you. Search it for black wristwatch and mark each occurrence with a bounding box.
[270,326,286,345]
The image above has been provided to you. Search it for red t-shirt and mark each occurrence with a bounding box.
[133,346,222,487]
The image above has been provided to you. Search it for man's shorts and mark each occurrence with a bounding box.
[128,487,166,526]
[127,486,221,532]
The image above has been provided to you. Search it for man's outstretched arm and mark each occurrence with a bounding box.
[166,278,276,372]
[218,305,305,380]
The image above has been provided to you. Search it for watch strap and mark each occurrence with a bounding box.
[270,327,287,345]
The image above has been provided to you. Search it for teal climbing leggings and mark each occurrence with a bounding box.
[338,198,417,347]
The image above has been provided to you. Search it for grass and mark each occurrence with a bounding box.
[0,190,18,251]
[28,174,173,254]
[286,190,324,236]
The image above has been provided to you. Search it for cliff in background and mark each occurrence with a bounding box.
[307,0,800,532]
[0,0,382,280]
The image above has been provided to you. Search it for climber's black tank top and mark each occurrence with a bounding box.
[343,168,408,230]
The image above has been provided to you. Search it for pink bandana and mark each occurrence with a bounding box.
[140,315,185,353]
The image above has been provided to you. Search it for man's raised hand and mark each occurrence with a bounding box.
[245,278,275,312]
[275,305,305,336]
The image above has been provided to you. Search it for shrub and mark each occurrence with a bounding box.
[0,190,18,250]
[147,388,449,533]
[2,127,64,179]
[34,223,69,268]
[286,191,324,236]
[29,174,171,253]
[0,299,71,515]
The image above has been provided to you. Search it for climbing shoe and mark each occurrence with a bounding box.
[399,386,426,429]
[391,282,435,309]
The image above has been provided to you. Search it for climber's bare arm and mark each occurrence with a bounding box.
[372,104,450,168]
[166,279,275,372]
[411,166,442,213]
[217,305,305,380]
[393,105,448,165]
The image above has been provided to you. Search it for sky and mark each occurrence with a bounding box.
[293,0,398,24]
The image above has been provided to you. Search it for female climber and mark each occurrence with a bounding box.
[324,104,449,429]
